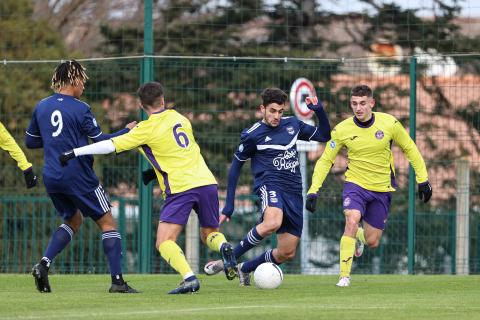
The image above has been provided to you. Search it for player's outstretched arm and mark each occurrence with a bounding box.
[306,129,342,212]
[59,139,116,166]
[308,128,341,192]
[305,96,331,142]
[90,121,138,142]
[0,122,35,172]
[221,157,245,223]
[391,119,431,202]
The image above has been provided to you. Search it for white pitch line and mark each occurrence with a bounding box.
[3,305,287,320]
[4,304,479,320]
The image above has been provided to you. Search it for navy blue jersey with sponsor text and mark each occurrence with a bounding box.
[234,116,319,193]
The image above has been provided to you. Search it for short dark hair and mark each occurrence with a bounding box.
[51,60,88,91]
[137,82,164,107]
[351,85,373,98]
[261,88,288,106]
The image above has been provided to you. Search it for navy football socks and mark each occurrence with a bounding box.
[102,230,124,284]
[43,223,75,267]
[233,227,264,259]
[241,249,281,273]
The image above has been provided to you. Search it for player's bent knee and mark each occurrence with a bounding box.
[366,239,380,248]
[345,217,359,227]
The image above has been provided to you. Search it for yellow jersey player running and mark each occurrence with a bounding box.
[306,85,432,287]
[0,121,37,189]
[59,81,238,294]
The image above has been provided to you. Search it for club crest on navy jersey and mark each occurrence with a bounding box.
[286,126,295,135]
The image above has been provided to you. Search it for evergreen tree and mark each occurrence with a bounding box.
[0,0,67,192]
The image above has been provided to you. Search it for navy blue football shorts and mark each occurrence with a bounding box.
[49,185,112,221]
[257,184,303,237]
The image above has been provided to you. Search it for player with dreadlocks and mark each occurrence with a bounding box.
[50,60,89,92]
[26,60,139,293]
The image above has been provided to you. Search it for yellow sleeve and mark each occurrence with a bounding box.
[111,121,151,153]
[307,128,343,194]
[0,122,32,171]
[392,120,428,183]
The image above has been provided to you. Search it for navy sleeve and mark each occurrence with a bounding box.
[25,109,43,149]
[222,157,245,217]
[233,128,257,161]
[90,128,130,142]
[223,128,257,216]
[298,108,331,142]
[25,134,43,149]
[81,107,103,140]
[81,107,130,142]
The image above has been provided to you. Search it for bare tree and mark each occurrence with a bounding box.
[32,0,143,55]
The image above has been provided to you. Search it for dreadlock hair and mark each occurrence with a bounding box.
[51,60,89,92]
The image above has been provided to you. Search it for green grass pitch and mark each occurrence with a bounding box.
[0,274,478,319]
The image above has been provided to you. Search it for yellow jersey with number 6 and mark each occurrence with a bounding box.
[111,109,216,196]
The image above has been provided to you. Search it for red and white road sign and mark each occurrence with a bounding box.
[289,78,316,120]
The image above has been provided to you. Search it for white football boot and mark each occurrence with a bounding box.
[336,277,351,287]
[354,239,365,258]
[204,260,224,275]
[237,262,251,286]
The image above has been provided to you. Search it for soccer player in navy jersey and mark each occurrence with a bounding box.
[25,60,138,293]
[0,121,37,188]
[306,84,432,287]
[58,81,238,294]
[204,87,331,285]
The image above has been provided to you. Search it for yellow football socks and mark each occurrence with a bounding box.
[206,231,227,252]
[356,227,366,244]
[159,240,193,279]
[339,235,356,278]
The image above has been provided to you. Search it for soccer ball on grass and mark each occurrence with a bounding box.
[253,262,283,289]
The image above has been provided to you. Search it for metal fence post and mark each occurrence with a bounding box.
[455,159,470,274]
[408,56,417,274]
[138,0,154,273]
[185,212,199,273]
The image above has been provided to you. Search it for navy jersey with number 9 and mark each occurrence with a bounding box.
[27,93,107,194]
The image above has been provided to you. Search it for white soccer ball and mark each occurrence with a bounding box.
[253,262,283,289]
